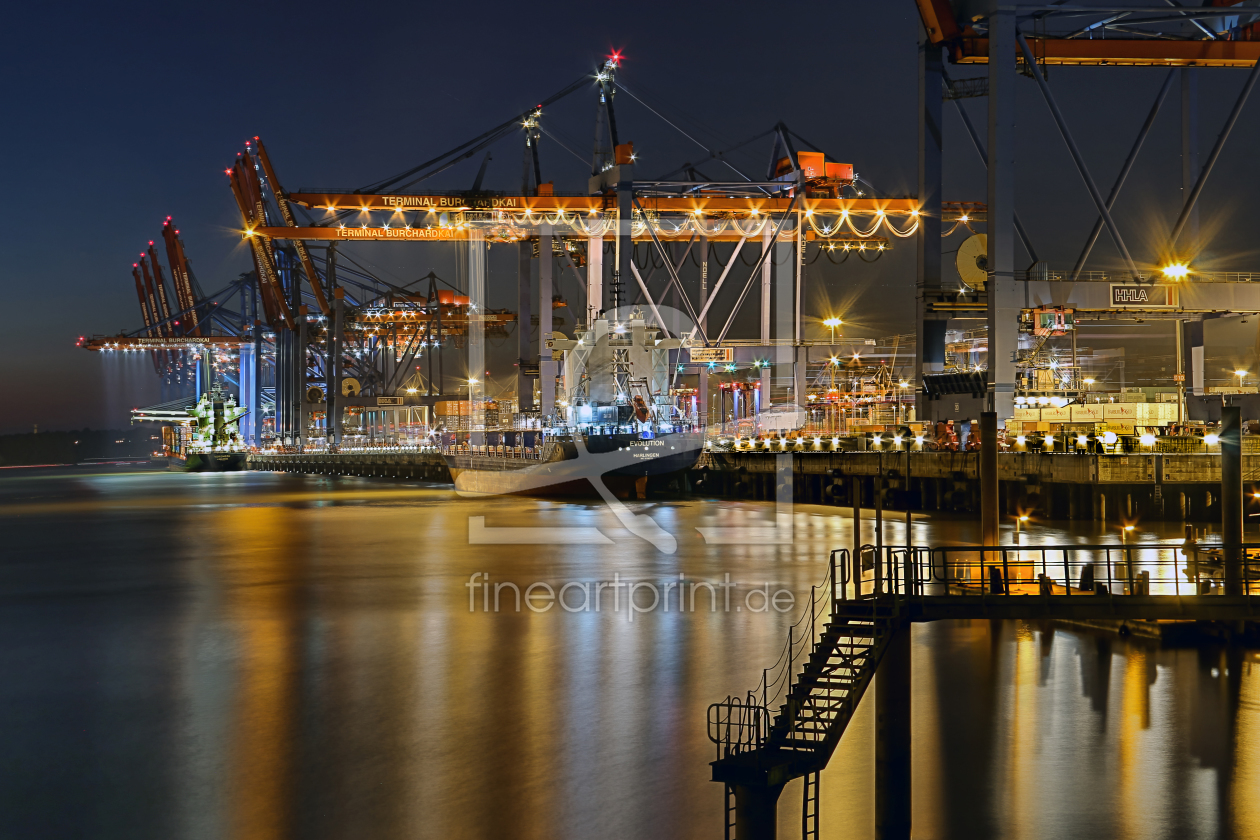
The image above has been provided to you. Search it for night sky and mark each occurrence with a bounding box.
[5,2,1260,433]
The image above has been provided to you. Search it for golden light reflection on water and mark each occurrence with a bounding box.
[1235,658,1260,840]
[2,470,1258,840]
[213,506,300,840]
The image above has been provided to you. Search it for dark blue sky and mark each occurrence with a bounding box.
[4,2,1258,432]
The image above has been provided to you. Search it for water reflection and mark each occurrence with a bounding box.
[0,467,1254,839]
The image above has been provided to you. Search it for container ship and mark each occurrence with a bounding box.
[133,386,249,471]
[441,310,704,498]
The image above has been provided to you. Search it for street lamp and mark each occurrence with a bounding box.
[1236,369,1248,390]
[823,317,842,344]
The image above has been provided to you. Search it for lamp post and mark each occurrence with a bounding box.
[824,317,842,345]
[1236,369,1248,390]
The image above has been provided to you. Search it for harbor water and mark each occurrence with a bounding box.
[0,467,1257,839]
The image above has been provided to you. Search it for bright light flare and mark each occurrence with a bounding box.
[1162,263,1190,279]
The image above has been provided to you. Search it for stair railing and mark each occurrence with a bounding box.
[707,554,846,757]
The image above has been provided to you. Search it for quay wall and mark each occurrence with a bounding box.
[246,450,1251,522]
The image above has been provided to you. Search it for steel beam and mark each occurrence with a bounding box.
[289,192,919,217]
[988,4,1019,419]
[760,225,772,346]
[1222,405,1243,595]
[919,37,944,418]
[628,263,672,340]
[1071,68,1176,280]
[1017,33,1141,281]
[517,239,534,411]
[774,235,793,405]
[947,36,1260,67]
[537,226,553,416]
[1170,57,1260,249]
[325,247,339,445]
[981,411,999,546]
[516,238,531,413]
[688,236,746,346]
[1180,68,1201,255]
[945,87,1037,263]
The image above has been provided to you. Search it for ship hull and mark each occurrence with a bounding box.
[444,431,703,498]
[180,451,247,472]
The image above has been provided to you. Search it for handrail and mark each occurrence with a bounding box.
[848,541,1260,598]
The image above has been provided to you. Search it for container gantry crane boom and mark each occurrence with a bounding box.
[255,138,330,316]
[228,155,294,330]
[138,254,172,337]
[131,263,162,373]
[147,243,178,332]
[161,218,201,336]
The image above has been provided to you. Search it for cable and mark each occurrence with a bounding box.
[359,74,591,194]
[537,125,588,168]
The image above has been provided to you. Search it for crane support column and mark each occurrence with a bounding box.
[917,35,944,418]
[760,225,772,348]
[468,231,487,434]
[297,304,309,450]
[517,239,534,411]
[1222,405,1243,595]
[981,411,999,546]
[775,235,793,406]
[987,0,1018,421]
[239,336,255,446]
[698,235,709,424]
[875,624,912,840]
[330,285,344,447]
[538,224,555,416]
[330,290,345,445]
[252,318,263,445]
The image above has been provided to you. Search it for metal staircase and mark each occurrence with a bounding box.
[765,604,894,763]
[709,549,905,839]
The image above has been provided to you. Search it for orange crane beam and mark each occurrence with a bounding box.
[80,335,250,351]
[131,264,162,374]
[248,227,892,245]
[913,0,1260,67]
[255,139,331,315]
[287,192,920,217]
[228,158,295,331]
[951,37,1260,68]
[161,218,201,336]
[138,256,172,337]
